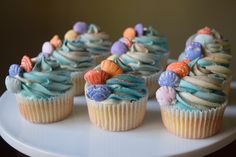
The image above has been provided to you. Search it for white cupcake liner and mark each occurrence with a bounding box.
[86,95,148,131]
[71,71,87,96]
[92,53,110,65]
[142,70,163,98]
[160,100,228,139]
[16,89,74,123]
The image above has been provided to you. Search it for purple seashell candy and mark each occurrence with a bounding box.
[86,84,111,101]
[134,23,144,36]
[184,42,202,60]
[73,22,88,34]
[42,42,54,55]
[111,41,128,55]
[156,86,176,106]
[159,71,180,87]
[9,64,22,77]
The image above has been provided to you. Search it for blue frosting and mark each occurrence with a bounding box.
[106,74,147,101]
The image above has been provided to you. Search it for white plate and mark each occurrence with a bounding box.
[0,90,236,157]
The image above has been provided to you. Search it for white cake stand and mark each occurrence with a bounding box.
[0,84,236,157]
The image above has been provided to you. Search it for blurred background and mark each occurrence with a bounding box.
[0,0,235,156]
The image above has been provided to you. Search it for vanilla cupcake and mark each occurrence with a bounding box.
[183,27,232,94]
[5,52,73,123]
[84,60,148,131]
[109,43,163,98]
[117,23,169,67]
[50,28,95,96]
[156,59,228,139]
[78,22,112,64]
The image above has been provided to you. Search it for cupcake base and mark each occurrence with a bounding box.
[16,90,73,123]
[160,101,227,139]
[86,95,148,131]
[71,71,87,96]
[143,70,163,98]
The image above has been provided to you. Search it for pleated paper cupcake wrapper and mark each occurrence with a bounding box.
[16,90,74,123]
[92,53,110,65]
[160,101,227,139]
[143,70,163,98]
[71,71,86,96]
[86,95,148,131]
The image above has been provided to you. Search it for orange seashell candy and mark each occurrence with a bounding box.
[50,35,62,49]
[101,60,123,76]
[123,27,136,41]
[197,27,212,35]
[84,69,110,85]
[166,61,190,78]
[182,59,191,64]
[20,55,33,72]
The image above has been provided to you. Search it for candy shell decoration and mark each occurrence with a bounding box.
[182,59,191,64]
[101,60,123,76]
[9,64,22,77]
[42,42,54,55]
[158,71,180,87]
[184,42,202,60]
[20,55,33,72]
[119,37,133,47]
[64,30,78,41]
[197,27,212,35]
[111,41,128,55]
[50,35,62,49]
[166,61,190,78]
[156,86,176,106]
[84,69,110,85]
[86,84,111,101]
[123,27,136,40]
[73,22,88,34]
[134,23,144,36]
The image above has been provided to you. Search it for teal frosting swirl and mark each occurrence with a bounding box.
[51,40,94,71]
[79,24,112,55]
[18,56,72,99]
[133,26,168,53]
[174,58,226,111]
[106,74,147,101]
[113,43,162,75]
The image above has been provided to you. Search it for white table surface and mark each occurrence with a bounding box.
[0,83,236,157]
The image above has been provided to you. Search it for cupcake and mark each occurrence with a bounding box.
[180,27,232,94]
[118,23,169,67]
[156,58,228,139]
[109,43,163,98]
[78,22,112,64]
[5,51,73,123]
[84,62,148,131]
[50,29,95,96]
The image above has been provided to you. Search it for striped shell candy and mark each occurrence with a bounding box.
[156,86,176,106]
[158,71,180,87]
[84,69,110,85]
[86,84,111,101]
[197,27,212,35]
[20,55,33,72]
[101,60,123,76]
[50,35,62,49]
[123,27,136,40]
[166,61,190,78]
[8,64,22,77]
